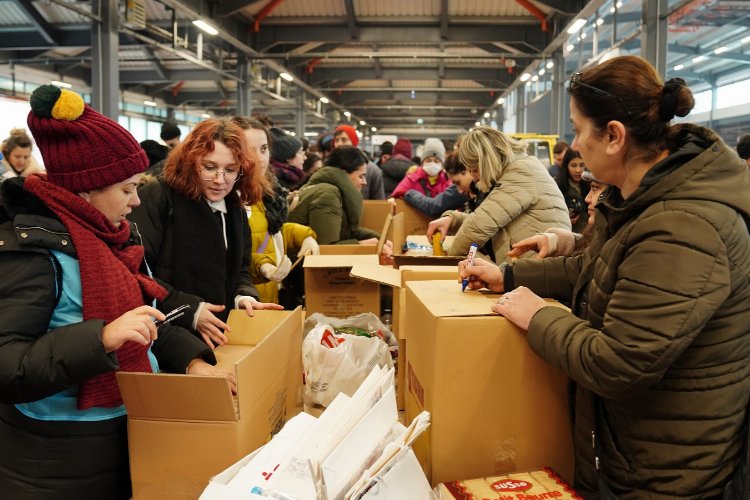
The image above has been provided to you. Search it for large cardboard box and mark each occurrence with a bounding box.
[404,281,574,486]
[303,254,381,318]
[361,199,392,234]
[350,264,458,410]
[437,468,581,499]
[393,199,431,235]
[117,308,304,500]
[390,212,463,268]
[319,244,377,255]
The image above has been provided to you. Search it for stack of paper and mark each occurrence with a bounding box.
[200,366,432,500]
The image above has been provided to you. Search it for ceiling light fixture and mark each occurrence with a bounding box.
[520,73,531,82]
[192,20,218,36]
[50,80,71,89]
[359,120,366,126]
[673,64,685,71]
[319,96,329,104]
[280,72,293,82]
[143,100,157,106]
[567,19,586,34]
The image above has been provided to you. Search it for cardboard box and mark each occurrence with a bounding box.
[437,468,581,499]
[390,212,463,268]
[117,308,304,500]
[350,264,458,410]
[404,281,574,486]
[303,254,381,318]
[319,244,377,255]
[393,198,431,235]
[361,199,392,234]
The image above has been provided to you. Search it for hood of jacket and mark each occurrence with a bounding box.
[380,157,415,180]
[304,166,363,227]
[599,123,750,233]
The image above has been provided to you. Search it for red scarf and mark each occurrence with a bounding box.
[24,174,167,409]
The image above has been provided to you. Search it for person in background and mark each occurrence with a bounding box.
[302,153,323,180]
[390,138,451,200]
[0,85,227,499]
[251,113,274,129]
[377,141,393,166]
[269,127,307,191]
[737,133,750,167]
[508,168,607,258]
[556,149,590,232]
[160,122,182,149]
[380,137,415,197]
[232,116,319,307]
[427,126,570,263]
[411,155,422,166]
[333,124,385,200]
[288,147,383,246]
[315,130,334,161]
[404,153,478,217]
[1,128,44,180]
[461,55,750,498]
[548,140,569,178]
[129,118,283,350]
[139,139,169,178]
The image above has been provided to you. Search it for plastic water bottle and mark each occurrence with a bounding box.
[381,309,393,329]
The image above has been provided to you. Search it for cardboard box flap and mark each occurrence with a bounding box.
[117,372,237,421]
[226,309,295,346]
[303,254,379,268]
[233,308,303,418]
[399,266,459,285]
[405,280,501,317]
[350,262,402,288]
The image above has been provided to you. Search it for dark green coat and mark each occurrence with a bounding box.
[514,124,750,498]
[287,166,379,245]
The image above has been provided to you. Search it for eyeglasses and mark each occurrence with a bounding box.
[569,72,632,118]
[199,165,242,182]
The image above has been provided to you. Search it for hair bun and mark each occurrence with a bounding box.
[659,78,686,122]
[30,84,84,121]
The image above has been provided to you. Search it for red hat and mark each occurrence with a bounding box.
[27,84,148,193]
[393,137,413,158]
[335,124,359,147]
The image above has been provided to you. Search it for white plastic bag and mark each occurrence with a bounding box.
[302,316,394,408]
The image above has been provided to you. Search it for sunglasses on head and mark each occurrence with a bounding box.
[570,72,632,118]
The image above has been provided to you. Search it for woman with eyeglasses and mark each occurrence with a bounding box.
[460,55,750,498]
[130,118,283,349]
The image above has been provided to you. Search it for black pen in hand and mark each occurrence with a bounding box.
[154,305,191,327]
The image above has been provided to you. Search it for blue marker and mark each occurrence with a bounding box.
[461,243,479,292]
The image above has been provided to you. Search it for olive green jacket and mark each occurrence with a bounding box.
[287,166,379,245]
[514,124,750,498]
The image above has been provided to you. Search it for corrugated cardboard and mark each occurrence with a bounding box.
[361,199,392,234]
[404,280,574,486]
[319,244,377,255]
[303,254,381,318]
[391,212,463,268]
[350,264,458,410]
[118,308,304,500]
[393,198,431,235]
[437,468,581,499]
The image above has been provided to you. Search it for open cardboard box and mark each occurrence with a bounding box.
[117,308,304,500]
[387,212,464,268]
[350,263,458,410]
[403,280,574,486]
[393,198,432,236]
[361,199,392,234]
[303,254,382,318]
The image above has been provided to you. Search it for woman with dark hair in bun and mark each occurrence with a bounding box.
[460,55,750,498]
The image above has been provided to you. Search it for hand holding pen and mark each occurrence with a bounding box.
[458,253,506,293]
[101,305,165,353]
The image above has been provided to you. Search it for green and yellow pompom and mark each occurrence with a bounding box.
[30,84,85,121]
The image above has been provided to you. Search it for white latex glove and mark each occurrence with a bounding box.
[298,236,320,257]
[260,256,292,282]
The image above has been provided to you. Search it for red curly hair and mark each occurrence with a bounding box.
[162,118,267,204]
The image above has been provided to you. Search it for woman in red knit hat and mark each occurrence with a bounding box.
[0,85,230,499]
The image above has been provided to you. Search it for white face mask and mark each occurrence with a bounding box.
[423,161,442,177]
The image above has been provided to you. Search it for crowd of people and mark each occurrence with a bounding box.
[0,54,749,498]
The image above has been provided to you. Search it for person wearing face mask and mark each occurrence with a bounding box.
[397,152,470,218]
[389,138,452,208]
[232,117,319,307]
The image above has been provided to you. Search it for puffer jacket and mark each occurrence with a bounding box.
[380,155,415,197]
[248,201,316,304]
[0,178,213,498]
[287,166,379,245]
[512,124,750,498]
[444,152,570,263]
